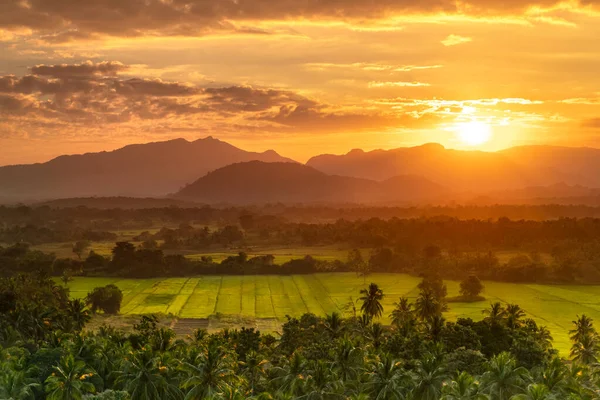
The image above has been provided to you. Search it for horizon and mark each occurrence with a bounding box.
[2,135,599,167]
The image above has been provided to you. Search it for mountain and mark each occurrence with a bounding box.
[306,144,600,192]
[0,137,296,202]
[175,161,448,204]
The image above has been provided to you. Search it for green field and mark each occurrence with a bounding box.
[63,273,600,354]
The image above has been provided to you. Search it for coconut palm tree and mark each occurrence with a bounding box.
[569,315,596,343]
[415,291,443,321]
[44,354,96,400]
[179,342,238,399]
[297,360,344,400]
[505,304,525,329]
[510,384,551,400]
[324,312,344,339]
[330,339,365,382]
[269,352,307,397]
[570,333,599,365]
[368,354,412,400]
[480,352,530,400]
[441,371,487,400]
[115,348,181,400]
[482,302,506,327]
[240,351,268,395]
[65,299,91,333]
[410,355,449,400]
[390,297,415,331]
[359,283,384,319]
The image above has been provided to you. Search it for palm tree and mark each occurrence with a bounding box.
[569,315,596,343]
[480,352,530,400]
[66,299,91,333]
[510,383,551,400]
[570,333,599,365]
[389,297,415,331]
[368,354,412,400]
[441,371,487,400]
[324,312,344,339]
[297,360,344,400]
[44,354,96,400]
[415,291,442,321]
[482,302,506,326]
[269,352,306,397]
[240,351,268,395]
[330,339,364,382]
[359,283,384,319]
[179,342,238,399]
[426,315,446,342]
[0,369,40,400]
[115,348,181,400]
[505,304,525,329]
[410,355,449,400]
[536,357,569,397]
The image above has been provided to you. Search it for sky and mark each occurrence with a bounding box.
[1,0,600,165]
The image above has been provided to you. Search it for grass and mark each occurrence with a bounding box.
[62,273,600,355]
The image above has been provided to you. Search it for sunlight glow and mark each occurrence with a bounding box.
[456,121,493,146]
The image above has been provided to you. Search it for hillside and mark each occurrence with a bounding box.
[307,143,599,192]
[0,137,296,202]
[175,161,448,204]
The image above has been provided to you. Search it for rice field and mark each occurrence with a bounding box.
[63,273,600,354]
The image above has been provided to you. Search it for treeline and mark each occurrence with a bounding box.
[0,225,117,245]
[3,271,600,399]
[3,237,600,284]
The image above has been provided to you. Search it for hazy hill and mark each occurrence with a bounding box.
[306,143,595,192]
[0,137,295,202]
[175,161,448,204]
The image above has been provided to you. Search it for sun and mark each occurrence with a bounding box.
[456,121,492,146]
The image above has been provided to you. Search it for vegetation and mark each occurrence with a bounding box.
[3,271,600,399]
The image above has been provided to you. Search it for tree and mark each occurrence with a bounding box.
[359,283,384,319]
[390,297,416,332]
[0,369,40,400]
[441,371,487,400]
[482,302,506,326]
[481,352,530,400]
[348,249,370,284]
[86,285,123,314]
[415,291,444,321]
[505,304,526,329]
[115,349,180,400]
[45,354,96,400]
[179,342,238,398]
[72,241,91,260]
[411,355,449,400]
[67,299,91,332]
[459,275,484,298]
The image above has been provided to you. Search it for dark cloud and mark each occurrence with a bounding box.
[0,61,440,134]
[31,61,127,78]
[1,0,596,41]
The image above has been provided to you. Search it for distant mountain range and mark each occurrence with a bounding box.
[0,137,294,202]
[307,143,600,192]
[3,137,600,205]
[175,161,447,204]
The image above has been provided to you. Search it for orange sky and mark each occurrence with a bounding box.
[1,0,599,165]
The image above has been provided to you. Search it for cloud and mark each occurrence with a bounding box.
[441,34,473,46]
[1,60,439,135]
[368,81,431,88]
[31,61,127,77]
[0,0,597,42]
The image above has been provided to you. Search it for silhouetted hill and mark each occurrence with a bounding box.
[175,161,448,204]
[306,143,596,192]
[0,137,296,202]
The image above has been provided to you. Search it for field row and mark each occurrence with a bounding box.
[65,273,600,353]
